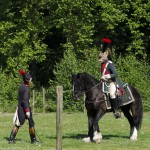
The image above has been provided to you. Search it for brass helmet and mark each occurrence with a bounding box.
[99,38,112,63]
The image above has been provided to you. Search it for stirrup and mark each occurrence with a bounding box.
[114,112,121,119]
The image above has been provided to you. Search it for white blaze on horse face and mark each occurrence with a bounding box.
[72,83,75,97]
[72,83,74,94]
[72,83,74,92]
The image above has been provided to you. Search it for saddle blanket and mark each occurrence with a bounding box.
[105,83,135,110]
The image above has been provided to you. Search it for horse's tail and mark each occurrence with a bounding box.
[131,85,143,130]
[136,96,143,130]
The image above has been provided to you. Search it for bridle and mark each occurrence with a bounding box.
[73,80,107,103]
[73,81,102,96]
[84,81,102,93]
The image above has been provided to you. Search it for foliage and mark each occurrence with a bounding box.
[47,43,83,112]
[0,70,18,112]
[95,0,148,58]
[45,46,101,112]
[116,55,150,111]
[0,1,48,73]
[79,47,100,78]
[0,0,150,112]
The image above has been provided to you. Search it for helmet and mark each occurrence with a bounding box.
[101,37,112,52]
[19,70,32,83]
[100,37,112,61]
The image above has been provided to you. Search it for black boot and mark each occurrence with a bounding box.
[29,127,39,144]
[8,126,19,144]
[110,98,121,119]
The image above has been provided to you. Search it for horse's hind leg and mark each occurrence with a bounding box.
[121,106,137,141]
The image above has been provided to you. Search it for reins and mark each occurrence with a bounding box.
[74,80,107,104]
[74,81,102,95]
[84,81,102,93]
[85,99,107,104]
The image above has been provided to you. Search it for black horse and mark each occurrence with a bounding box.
[72,72,143,143]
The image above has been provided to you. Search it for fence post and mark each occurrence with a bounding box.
[32,90,35,114]
[42,87,45,113]
[56,86,63,150]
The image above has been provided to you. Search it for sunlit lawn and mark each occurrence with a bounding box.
[0,111,150,150]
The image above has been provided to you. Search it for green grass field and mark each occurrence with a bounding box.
[0,111,150,150]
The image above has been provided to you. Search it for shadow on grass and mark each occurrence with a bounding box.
[4,133,129,142]
[102,134,129,140]
[3,137,31,144]
[55,134,128,140]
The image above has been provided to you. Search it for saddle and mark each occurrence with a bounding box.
[102,82,135,110]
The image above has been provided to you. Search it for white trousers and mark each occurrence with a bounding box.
[109,82,117,99]
[13,107,21,127]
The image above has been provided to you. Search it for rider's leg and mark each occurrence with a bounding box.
[28,111,39,144]
[109,82,121,119]
[8,125,19,143]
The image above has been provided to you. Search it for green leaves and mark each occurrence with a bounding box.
[0,0,150,112]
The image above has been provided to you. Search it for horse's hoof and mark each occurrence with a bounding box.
[130,127,137,141]
[82,137,91,143]
[93,131,102,143]
[130,137,137,141]
[95,139,101,144]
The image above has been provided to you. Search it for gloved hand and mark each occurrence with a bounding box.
[101,74,111,81]
[25,108,30,119]
[26,111,30,119]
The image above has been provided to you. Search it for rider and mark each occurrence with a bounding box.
[99,37,121,119]
[8,70,39,144]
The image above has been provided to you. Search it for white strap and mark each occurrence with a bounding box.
[102,62,109,76]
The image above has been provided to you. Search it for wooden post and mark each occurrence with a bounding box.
[42,87,45,113]
[32,90,35,114]
[56,86,63,150]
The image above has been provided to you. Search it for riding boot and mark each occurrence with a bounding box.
[110,98,121,119]
[29,127,39,144]
[8,126,19,144]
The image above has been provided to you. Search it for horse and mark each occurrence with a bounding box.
[72,72,143,143]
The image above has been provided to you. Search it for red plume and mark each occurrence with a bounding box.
[102,38,112,44]
[19,70,26,75]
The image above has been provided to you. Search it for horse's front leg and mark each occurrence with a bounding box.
[93,110,105,143]
[82,113,94,143]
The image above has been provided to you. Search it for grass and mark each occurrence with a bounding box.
[0,111,150,150]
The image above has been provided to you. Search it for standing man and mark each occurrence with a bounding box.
[8,70,39,144]
[99,37,121,119]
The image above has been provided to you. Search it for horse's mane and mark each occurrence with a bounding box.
[77,72,99,85]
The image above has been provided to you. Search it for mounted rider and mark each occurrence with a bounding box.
[99,37,121,119]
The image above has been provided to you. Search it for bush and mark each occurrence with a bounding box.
[0,71,19,112]
[47,43,83,112]
[0,50,149,112]
[116,55,150,111]
[47,50,150,112]
[46,47,100,112]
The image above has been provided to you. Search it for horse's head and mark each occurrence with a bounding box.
[72,73,84,100]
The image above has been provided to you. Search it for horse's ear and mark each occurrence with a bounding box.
[76,73,80,79]
[72,74,75,80]
[72,73,80,80]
